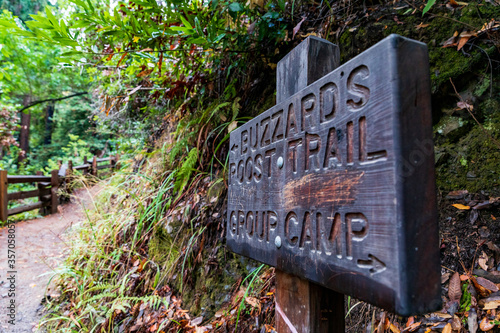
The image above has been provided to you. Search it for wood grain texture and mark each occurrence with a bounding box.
[51,170,59,214]
[97,164,112,170]
[74,164,91,170]
[7,189,49,201]
[277,37,340,104]
[227,34,441,315]
[0,170,7,222]
[7,175,51,184]
[92,156,98,176]
[276,270,345,333]
[274,36,345,333]
[7,201,48,216]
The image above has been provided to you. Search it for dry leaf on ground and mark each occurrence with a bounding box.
[449,272,462,302]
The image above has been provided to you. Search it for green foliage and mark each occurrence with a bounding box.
[0,9,107,173]
[235,264,264,331]
[173,147,199,194]
[0,0,287,123]
[422,0,436,16]
[0,105,19,151]
[460,283,472,312]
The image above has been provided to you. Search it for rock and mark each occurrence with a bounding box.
[435,116,468,140]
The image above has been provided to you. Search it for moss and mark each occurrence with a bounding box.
[148,224,181,270]
[435,95,500,195]
[166,243,259,319]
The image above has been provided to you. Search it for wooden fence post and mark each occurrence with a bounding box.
[67,159,73,177]
[83,156,88,175]
[274,37,345,333]
[67,159,73,197]
[92,156,97,176]
[36,171,46,215]
[115,153,120,170]
[51,169,59,214]
[0,170,8,222]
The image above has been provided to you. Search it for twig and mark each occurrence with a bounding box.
[18,92,88,113]
[78,47,256,56]
[449,78,500,150]
[429,13,478,31]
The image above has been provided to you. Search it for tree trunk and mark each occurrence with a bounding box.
[43,102,55,145]
[18,95,32,164]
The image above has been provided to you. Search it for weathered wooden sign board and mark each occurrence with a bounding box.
[226,34,441,317]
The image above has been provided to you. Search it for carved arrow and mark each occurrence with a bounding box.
[357,254,387,275]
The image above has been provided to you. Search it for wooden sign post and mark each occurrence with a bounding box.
[274,37,345,333]
[227,34,441,332]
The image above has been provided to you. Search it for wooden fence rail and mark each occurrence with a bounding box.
[0,154,120,222]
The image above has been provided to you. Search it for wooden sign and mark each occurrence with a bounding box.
[226,34,441,316]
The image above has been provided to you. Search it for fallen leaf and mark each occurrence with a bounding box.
[479,295,500,310]
[451,315,462,330]
[227,121,237,133]
[479,317,495,331]
[292,16,307,39]
[245,297,260,308]
[393,16,404,25]
[473,200,492,210]
[138,258,148,272]
[460,274,470,281]
[443,31,459,48]
[70,314,81,328]
[457,101,474,110]
[446,190,468,199]
[442,323,452,333]
[389,321,400,333]
[299,32,320,38]
[452,203,470,210]
[407,322,422,332]
[475,277,499,294]
[416,22,430,30]
[478,252,489,271]
[449,0,459,5]
[377,312,387,333]
[449,272,462,302]
[191,316,203,326]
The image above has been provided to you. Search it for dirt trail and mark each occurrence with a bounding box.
[0,187,99,332]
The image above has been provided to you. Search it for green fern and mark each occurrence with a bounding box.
[231,97,241,121]
[173,148,199,194]
[105,295,169,318]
